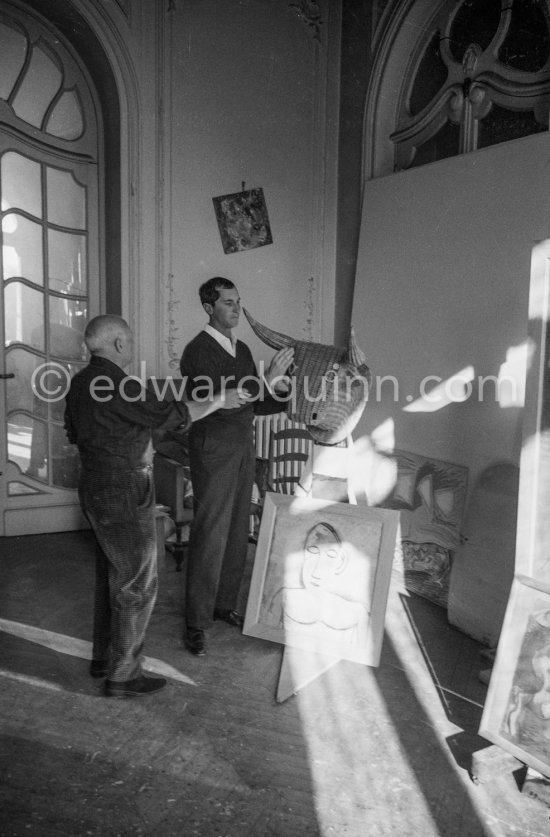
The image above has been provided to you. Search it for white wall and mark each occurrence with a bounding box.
[75,0,340,376]
[352,133,550,495]
[157,0,341,374]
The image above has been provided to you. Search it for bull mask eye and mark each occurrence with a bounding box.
[324,370,337,384]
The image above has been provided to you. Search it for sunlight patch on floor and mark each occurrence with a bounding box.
[0,618,197,686]
[0,668,65,692]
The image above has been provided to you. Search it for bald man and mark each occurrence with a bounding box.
[65,315,246,698]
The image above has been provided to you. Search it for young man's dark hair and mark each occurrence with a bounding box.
[199,276,235,307]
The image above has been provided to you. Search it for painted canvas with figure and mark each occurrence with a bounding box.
[480,580,550,776]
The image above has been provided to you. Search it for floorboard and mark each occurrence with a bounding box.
[0,530,549,836]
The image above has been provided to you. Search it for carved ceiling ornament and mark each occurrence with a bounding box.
[288,0,322,42]
[388,0,550,171]
[112,0,130,17]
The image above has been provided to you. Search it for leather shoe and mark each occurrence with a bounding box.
[105,674,167,698]
[213,608,244,628]
[185,627,206,656]
[89,659,108,678]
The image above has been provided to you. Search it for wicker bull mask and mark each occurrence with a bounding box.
[244,308,371,445]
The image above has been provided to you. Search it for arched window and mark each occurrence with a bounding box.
[0,2,102,515]
[389,0,550,171]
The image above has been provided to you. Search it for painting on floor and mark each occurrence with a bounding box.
[244,493,399,666]
[212,187,273,254]
[380,450,468,607]
[480,579,550,776]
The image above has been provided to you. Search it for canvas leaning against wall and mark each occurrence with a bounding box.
[479,579,550,776]
[479,248,550,777]
[380,450,468,608]
[243,494,399,666]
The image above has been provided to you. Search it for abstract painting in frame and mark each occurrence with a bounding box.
[479,578,550,776]
[244,494,400,666]
[212,187,273,254]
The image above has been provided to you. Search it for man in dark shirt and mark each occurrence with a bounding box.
[180,277,294,656]
[65,314,245,697]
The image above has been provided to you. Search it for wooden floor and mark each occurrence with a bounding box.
[0,530,549,836]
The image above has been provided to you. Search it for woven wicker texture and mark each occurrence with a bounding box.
[244,309,371,444]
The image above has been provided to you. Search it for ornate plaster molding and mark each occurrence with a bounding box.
[165,272,181,369]
[304,275,316,340]
[289,0,322,42]
[112,0,130,18]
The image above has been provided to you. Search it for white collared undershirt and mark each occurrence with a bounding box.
[204,323,236,357]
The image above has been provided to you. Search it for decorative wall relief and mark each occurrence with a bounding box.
[304,275,316,340]
[112,0,130,17]
[165,272,181,369]
[289,1,322,42]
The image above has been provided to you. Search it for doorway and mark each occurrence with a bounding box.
[0,2,107,534]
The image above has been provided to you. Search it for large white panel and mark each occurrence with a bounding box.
[352,134,550,488]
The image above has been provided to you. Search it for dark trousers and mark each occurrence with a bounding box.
[185,433,255,627]
[79,466,158,681]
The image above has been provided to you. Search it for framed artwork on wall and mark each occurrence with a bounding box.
[479,578,550,776]
[243,493,400,666]
[212,187,273,254]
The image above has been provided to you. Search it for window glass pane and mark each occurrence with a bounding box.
[48,229,87,295]
[499,0,550,72]
[2,151,42,217]
[47,166,85,229]
[449,0,502,63]
[4,350,82,483]
[2,214,44,285]
[5,344,48,476]
[5,346,43,414]
[4,281,44,350]
[8,481,43,496]
[407,122,461,170]
[46,91,84,141]
[49,300,87,360]
[477,104,546,149]
[7,414,48,481]
[51,424,79,488]
[48,362,84,423]
[410,34,447,116]
[0,21,27,101]
[12,44,62,129]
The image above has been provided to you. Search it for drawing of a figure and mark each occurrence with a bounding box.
[502,609,550,759]
[265,521,369,646]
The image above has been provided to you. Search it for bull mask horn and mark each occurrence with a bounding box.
[347,327,365,367]
[243,308,295,351]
